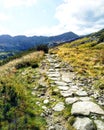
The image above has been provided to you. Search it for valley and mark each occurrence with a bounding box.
[0,29,104,130]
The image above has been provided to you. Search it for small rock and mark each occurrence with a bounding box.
[94,120,104,130]
[36,101,40,105]
[101,116,104,120]
[40,113,45,117]
[44,99,49,104]
[73,117,95,130]
[48,126,55,130]
[42,106,47,110]
[55,124,66,130]
[53,102,65,111]
[31,91,35,95]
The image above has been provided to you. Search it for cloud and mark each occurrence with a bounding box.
[54,0,104,35]
[25,0,104,36]
[0,13,10,21]
[2,0,37,8]
[0,26,10,34]
[24,25,64,36]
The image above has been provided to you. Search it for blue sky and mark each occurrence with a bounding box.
[0,0,104,36]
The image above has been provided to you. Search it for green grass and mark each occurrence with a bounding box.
[0,51,46,130]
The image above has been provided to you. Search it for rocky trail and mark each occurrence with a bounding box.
[32,54,104,130]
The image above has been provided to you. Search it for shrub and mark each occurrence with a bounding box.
[98,33,104,43]
[36,44,48,53]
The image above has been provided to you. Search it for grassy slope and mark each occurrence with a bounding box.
[0,51,47,130]
[50,30,104,91]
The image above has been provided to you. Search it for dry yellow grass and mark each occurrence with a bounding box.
[0,51,44,73]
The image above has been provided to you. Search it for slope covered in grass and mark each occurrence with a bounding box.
[0,51,47,130]
[50,29,104,91]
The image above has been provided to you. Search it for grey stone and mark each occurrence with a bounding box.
[94,120,104,130]
[55,81,68,86]
[31,91,35,95]
[48,126,55,130]
[71,101,104,116]
[42,106,47,110]
[48,72,60,78]
[44,99,49,104]
[50,77,61,81]
[60,90,74,97]
[55,124,66,130]
[53,102,65,111]
[79,97,91,101]
[73,117,95,130]
[65,97,79,104]
[57,86,69,91]
[76,90,88,96]
[61,73,72,83]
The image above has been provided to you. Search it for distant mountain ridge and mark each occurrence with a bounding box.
[0,32,79,52]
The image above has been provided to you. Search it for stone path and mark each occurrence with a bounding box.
[38,54,104,130]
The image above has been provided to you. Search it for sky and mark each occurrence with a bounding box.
[0,0,104,36]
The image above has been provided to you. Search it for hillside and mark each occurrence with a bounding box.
[0,29,104,130]
[50,28,104,92]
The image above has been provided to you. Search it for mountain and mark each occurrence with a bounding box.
[0,32,79,52]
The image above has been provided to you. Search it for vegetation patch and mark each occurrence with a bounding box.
[0,51,46,130]
[50,30,104,91]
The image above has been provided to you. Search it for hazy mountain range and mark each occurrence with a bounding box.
[0,32,79,52]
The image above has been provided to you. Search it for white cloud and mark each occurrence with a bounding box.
[0,26,10,34]
[54,0,104,35]
[0,13,10,21]
[25,0,104,36]
[2,0,37,8]
[24,25,64,36]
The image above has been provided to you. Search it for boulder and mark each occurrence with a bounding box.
[94,120,104,130]
[73,117,95,130]
[71,101,104,116]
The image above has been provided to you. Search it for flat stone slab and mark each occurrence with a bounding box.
[65,97,79,104]
[94,120,104,130]
[53,102,65,111]
[73,117,95,130]
[57,86,69,91]
[76,90,88,96]
[71,101,104,116]
[65,97,91,104]
[50,77,61,81]
[60,90,74,97]
[55,81,68,86]
[60,88,87,97]
[48,72,60,77]
[61,73,72,83]
[79,97,91,101]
